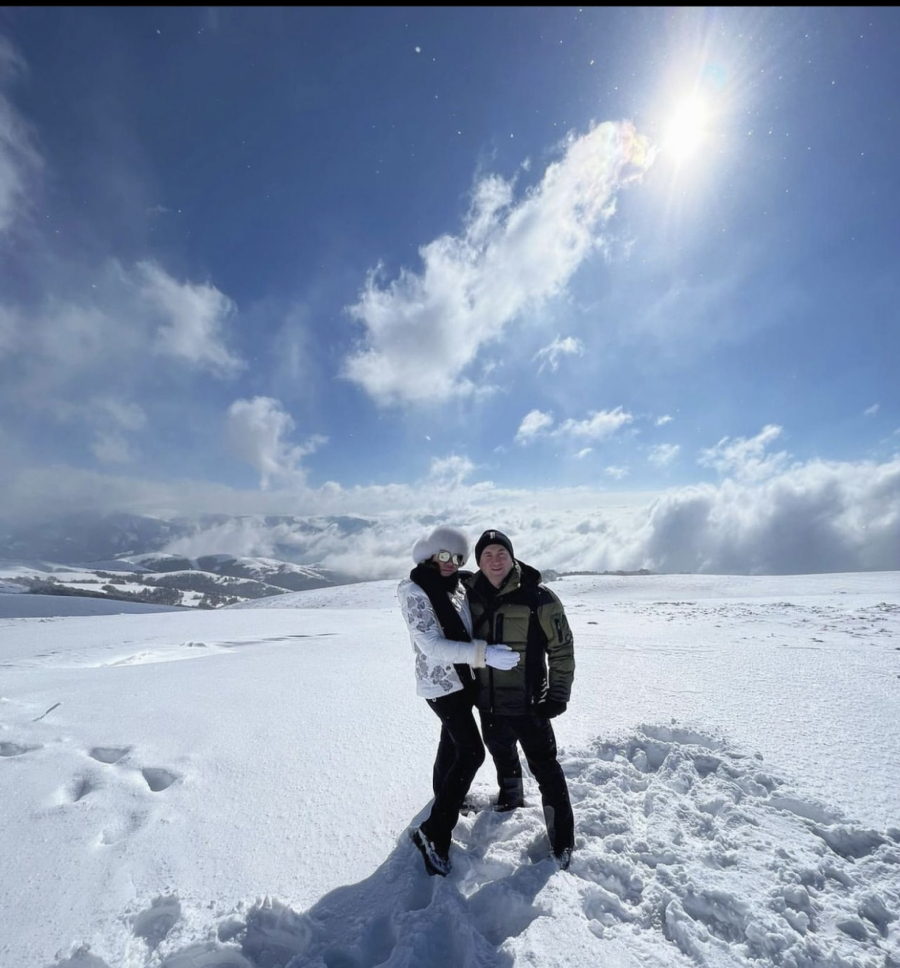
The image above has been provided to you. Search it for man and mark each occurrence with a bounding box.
[463,529,576,869]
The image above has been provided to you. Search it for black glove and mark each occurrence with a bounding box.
[534,699,567,719]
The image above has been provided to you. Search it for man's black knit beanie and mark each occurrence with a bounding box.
[474,529,515,565]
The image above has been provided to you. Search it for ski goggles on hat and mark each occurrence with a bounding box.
[437,551,465,565]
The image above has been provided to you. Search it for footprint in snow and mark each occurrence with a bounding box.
[142,767,180,792]
[49,944,112,967]
[132,894,182,951]
[87,744,178,792]
[88,746,131,764]
[0,740,42,757]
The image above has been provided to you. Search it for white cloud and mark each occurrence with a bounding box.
[427,454,475,486]
[556,406,634,441]
[139,261,245,377]
[533,335,584,373]
[698,425,789,482]
[343,121,653,406]
[655,414,673,426]
[1,260,245,438]
[516,406,634,447]
[2,450,898,578]
[0,37,42,235]
[864,404,880,416]
[226,396,326,490]
[575,448,593,459]
[648,443,681,468]
[604,465,629,480]
[633,456,900,575]
[515,409,556,444]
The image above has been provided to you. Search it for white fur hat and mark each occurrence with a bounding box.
[411,526,470,565]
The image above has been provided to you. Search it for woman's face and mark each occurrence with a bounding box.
[432,553,459,577]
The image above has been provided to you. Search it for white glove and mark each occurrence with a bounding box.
[485,645,520,670]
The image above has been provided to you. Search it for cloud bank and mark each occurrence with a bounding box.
[3,450,897,581]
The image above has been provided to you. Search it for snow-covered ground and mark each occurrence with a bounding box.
[1,573,898,968]
[0,593,183,618]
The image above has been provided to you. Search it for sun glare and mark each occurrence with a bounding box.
[664,96,709,164]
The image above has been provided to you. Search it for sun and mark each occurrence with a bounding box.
[664,96,710,164]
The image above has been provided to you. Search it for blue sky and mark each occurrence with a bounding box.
[1,7,898,574]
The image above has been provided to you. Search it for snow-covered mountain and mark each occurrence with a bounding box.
[0,553,343,610]
[121,553,337,591]
[0,511,385,607]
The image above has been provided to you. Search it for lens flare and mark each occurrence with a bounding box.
[664,96,709,163]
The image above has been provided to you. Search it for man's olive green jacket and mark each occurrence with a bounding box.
[463,560,574,717]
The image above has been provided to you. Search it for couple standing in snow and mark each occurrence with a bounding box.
[398,526,575,877]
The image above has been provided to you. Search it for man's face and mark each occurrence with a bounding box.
[480,544,513,588]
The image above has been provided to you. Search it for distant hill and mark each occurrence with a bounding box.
[121,553,336,592]
[0,552,344,610]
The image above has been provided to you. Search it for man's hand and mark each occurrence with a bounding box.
[534,698,567,719]
[485,645,520,670]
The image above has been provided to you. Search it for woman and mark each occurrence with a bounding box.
[398,525,519,876]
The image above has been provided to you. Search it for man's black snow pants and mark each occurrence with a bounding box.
[421,689,486,854]
[479,711,574,855]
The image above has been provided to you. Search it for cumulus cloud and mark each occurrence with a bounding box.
[656,414,673,426]
[557,407,634,441]
[343,121,653,406]
[428,454,475,487]
[0,258,249,467]
[631,457,900,575]
[226,396,326,490]
[698,424,789,482]
[649,443,680,468]
[517,406,634,445]
[2,261,241,397]
[605,465,629,480]
[533,335,584,374]
[515,409,556,444]
[139,261,244,376]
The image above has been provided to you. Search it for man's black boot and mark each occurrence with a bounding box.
[494,776,525,812]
